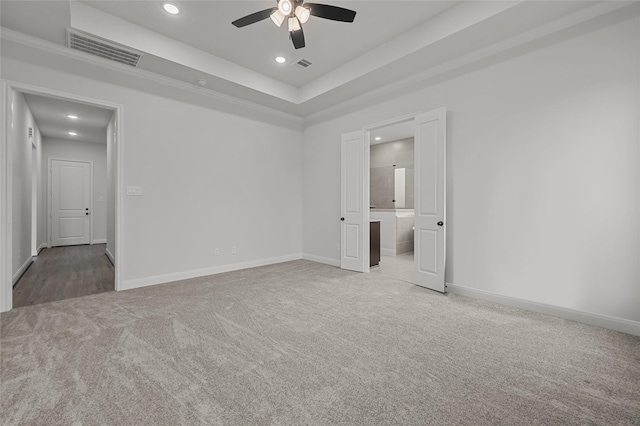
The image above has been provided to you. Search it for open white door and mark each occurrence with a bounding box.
[340,130,368,272]
[50,159,92,247]
[414,108,446,292]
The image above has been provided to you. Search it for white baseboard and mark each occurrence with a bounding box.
[92,239,107,244]
[446,283,640,337]
[302,253,340,267]
[12,256,33,287]
[381,248,396,256]
[122,253,303,291]
[31,243,47,256]
[105,247,115,266]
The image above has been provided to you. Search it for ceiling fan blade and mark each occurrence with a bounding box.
[232,8,276,28]
[305,3,356,22]
[290,27,305,49]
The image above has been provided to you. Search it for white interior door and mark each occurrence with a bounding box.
[50,159,91,247]
[340,130,368,272]
[414,108,446,291]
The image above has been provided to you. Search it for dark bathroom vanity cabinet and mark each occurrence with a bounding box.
[370,220,380,267]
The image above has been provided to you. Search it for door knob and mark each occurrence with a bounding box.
[437,221,444,226]
[340,217,345,221]
[86,212,90,215]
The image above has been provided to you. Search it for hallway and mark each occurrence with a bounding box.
[13,244,114,308]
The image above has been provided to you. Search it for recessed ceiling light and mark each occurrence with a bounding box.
[163,3,180,15]
[275,56,286,64]
[374,137,382,141]
[67,114,78,120]
[68,131,77,136]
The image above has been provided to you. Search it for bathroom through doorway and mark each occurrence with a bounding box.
[368,120,416,284]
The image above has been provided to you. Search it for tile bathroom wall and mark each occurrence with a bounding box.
[370,138,414,209]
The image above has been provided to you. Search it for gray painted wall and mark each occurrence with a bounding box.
[370,138,414,210]
[10,91,43,281]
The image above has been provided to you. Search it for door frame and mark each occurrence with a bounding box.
[48,158,94,247]
[355,110,447,290]
[0,80,125,312]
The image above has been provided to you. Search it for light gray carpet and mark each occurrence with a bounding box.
[1,260,639,425]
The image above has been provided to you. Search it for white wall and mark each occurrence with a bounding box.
[29,99,46,256]
[106,113,116,261]
[42,137,108,243]
[303,12,640,322]
[10,91,41,281]
[35,122,46,253]
[1,58,303,290]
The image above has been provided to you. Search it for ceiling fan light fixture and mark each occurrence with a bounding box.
[278,0,292,16]
[270,10,285,27]
[232,2,356,49]
[288,17,301,32]
[295,6,310,23]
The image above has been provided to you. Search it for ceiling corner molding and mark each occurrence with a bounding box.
[297,0,524,104]
[1,27,304,129]
[69,1,300,104]
[302,0,633,128]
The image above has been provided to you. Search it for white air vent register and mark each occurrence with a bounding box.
[294,59,312,69]
[66,29,143,68]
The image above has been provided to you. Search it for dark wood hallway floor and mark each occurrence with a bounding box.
[13,244,114,308]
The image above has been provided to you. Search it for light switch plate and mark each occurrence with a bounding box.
[126,186,142,196]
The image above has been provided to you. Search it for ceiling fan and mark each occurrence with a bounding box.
[232,0,357,49]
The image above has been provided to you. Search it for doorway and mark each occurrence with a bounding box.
[0,81,123,312]
[340,108,447,292]
[368,120,417,284]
